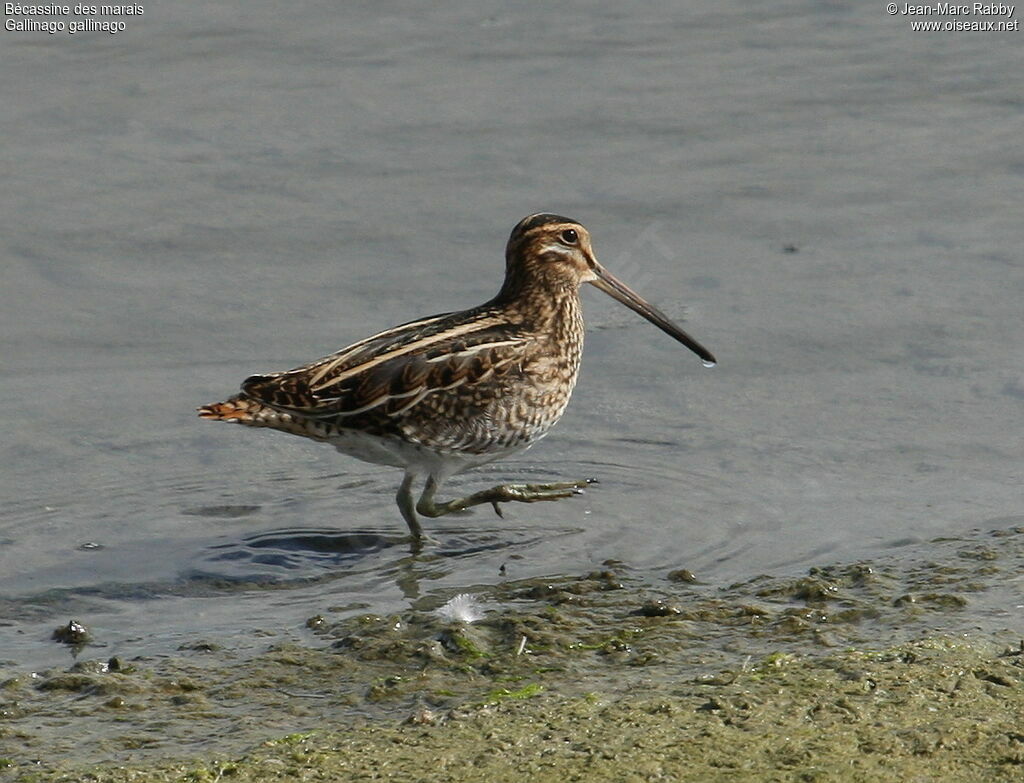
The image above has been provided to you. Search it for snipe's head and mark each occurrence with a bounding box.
[502,213,717,366]
[504,213,600,290]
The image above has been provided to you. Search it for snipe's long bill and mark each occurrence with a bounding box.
[198,213,715,542]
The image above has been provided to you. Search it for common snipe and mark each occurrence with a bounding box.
[198,214,715,541]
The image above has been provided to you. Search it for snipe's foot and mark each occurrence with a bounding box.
[417,477,598,519]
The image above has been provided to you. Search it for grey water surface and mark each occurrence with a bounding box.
[1,1,1021,670]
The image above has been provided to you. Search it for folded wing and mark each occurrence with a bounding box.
[240,308,531,421]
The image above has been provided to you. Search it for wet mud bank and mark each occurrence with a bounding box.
[2,526,1022,782]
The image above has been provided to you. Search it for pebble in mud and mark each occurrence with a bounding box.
[632,600,683,617]
[51,620,90,646]
[305,614,327,630]
[667,568,698,583]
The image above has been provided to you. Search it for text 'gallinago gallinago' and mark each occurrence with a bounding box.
[198,214,715,542]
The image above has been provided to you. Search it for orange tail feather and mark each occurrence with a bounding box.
[197,396,259,422]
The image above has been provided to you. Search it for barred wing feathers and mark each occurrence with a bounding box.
[240,309,532,421]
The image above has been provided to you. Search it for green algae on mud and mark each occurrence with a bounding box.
[2,526,1023,781]
[14,636,1024,783]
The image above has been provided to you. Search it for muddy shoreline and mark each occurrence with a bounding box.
[3,526,1022,781]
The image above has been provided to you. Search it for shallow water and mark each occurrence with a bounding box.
[2,0,1022,681]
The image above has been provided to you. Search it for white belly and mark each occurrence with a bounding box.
[328,428,536,482]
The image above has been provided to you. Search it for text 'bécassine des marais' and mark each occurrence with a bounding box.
[5,3,143,13]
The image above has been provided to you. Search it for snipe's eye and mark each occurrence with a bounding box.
[560,228,579,245]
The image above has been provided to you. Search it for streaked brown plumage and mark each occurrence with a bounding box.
[199,213,715,542]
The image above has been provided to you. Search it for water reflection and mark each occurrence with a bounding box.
[188,525,579,601]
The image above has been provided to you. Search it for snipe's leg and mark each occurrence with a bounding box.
[396,472,425,540]
[415,475,597,519]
